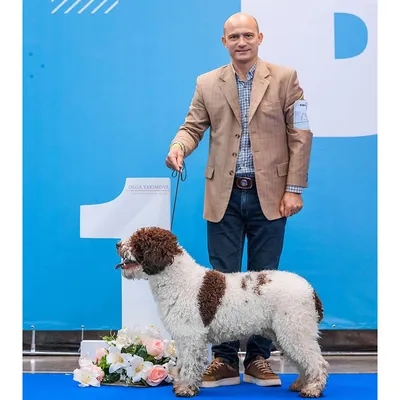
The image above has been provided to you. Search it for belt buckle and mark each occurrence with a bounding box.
[236,177,253,189]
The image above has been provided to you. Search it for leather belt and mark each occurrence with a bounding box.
[234,176,255,189]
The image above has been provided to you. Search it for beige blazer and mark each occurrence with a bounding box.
[172,59,312,223]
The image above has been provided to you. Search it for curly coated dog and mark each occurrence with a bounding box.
[116,227,328,398]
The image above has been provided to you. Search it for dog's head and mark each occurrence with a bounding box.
[116,227,182,279]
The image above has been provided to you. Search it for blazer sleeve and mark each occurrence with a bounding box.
[171,78,211,157]
[284,69,313,188]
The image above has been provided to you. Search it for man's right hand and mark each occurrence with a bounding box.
[166,145,184,172]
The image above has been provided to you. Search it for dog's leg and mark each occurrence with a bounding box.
[172,336,208,398]
[298,354,328,399]
[274,325,328,398]
[174,341,183,376]
[287,360,306,392]
[271,339,305,392]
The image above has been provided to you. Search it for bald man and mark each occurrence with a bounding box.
[166,13,312,388]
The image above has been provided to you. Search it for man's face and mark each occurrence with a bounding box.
[222,18,263,65]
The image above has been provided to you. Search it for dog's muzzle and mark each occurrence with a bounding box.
[115,260,139,270]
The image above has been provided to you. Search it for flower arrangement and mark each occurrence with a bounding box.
[73,325,177,388]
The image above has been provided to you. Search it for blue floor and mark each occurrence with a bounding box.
[23,373,377,400]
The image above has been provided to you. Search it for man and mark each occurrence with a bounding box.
[165,13,312,388]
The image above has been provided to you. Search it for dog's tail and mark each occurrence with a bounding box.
[313,290,324,323]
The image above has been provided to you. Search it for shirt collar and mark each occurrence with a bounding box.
[232,62,257,82]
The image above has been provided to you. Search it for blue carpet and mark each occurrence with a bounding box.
[23,373,377,400]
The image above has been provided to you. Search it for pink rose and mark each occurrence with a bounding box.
[92,365,105,382]
[146,365,167,386]
[145,339,164,360]
[95,347,108,364]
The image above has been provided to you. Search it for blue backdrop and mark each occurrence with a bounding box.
[23,0,377,330]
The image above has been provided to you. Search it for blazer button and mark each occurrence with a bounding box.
[229,171,234,176]
[232,152,237,157]
[235,134,240,139]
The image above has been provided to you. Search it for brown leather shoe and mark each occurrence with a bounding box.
[201,357,240,388]
[243,355,282,387]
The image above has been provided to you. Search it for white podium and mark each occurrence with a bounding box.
[79,178,171,359]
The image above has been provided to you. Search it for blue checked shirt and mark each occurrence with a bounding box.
[234,63,303,194]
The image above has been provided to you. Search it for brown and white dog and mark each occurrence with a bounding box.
[116,227,328,398]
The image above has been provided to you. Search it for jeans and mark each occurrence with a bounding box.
[207,184,287,370]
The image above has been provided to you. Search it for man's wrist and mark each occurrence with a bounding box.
[286,185,303,195]
[170,141,185,155]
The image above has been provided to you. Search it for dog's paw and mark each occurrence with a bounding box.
[299,388,323,398]
[173,384,199,397]
[289,379,303,392]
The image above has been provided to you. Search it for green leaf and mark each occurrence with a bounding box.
[140,378,149,387]
[101,330,117,344]
[121,344,137,354]
[136,346,148,359]
[102,372,121,384]
[98,355,110,370]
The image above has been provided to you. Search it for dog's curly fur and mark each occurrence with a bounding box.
[117,227,329,398]
[129,227,183,275]
[198,270,226,327]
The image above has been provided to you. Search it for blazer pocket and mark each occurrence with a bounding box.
[205,165,215,179]
[276,162,289,177]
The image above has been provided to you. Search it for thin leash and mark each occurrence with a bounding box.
[171,161,187,231]
[116,161,186,271]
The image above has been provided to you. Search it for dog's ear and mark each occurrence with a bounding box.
[131,227,182,275]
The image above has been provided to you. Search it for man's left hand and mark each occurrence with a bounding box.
[279,192,303,217]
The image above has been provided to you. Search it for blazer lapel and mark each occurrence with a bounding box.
[248,61,271,124]
[219,65,241,125]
